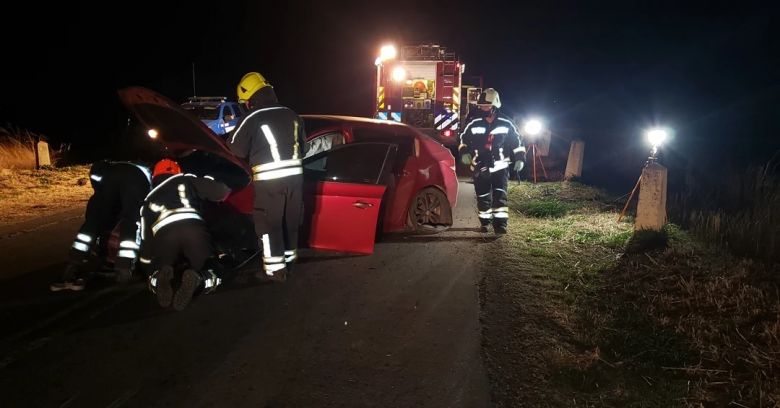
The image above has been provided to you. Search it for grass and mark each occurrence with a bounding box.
[669,156,780,263]
[0,165,91,226]
[480,180,780,407]
[0,125,67,170]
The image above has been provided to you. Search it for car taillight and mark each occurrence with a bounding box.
[442,130,452,138]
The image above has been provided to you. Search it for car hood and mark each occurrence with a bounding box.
[118,87,250,190]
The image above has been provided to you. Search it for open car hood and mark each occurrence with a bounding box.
[118,87,250,190]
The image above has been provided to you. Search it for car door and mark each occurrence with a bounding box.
[303,142,398,254]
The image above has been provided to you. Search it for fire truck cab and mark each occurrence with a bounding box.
[374,44,477,151]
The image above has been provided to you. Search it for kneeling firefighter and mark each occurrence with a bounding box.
[140,159,230,310]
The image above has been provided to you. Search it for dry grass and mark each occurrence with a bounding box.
[481,181,780,407]
[0,166,91,226]
[0,127,36,169]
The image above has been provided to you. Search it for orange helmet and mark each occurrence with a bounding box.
[152,158,182,178]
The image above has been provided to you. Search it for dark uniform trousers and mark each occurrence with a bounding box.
[474,168,510,229]
[70,162,148,269]
[252,174,303,273]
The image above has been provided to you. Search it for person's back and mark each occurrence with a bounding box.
[141,159,229,310]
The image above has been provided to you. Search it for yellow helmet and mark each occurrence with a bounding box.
[237,72,270,103]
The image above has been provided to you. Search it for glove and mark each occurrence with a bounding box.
[460,153,472,166]
[513,161,525,172]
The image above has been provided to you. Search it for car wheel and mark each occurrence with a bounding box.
[408,187,452,234]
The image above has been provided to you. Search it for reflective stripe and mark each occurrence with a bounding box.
[90,174,102,182]
[261,234,272,259]
[151,212,203,234]
[204,175,215,180]
[478,210,493,219]
[264,262,286,273]
[493,212,509,219]
[489,161,510,172]
[263,256,286,263]
[471,127,486,134]
[252,167,303,181]
[145,174,184,200]
[495,189,507,194]
[149,276,158,287]
[260,124,281,162]
[76,233,93,243]
[490,126,509,134]
[118,249,137,259]
[120,240,140,249]
[478,192,491,198]
[230,106,289,144]
[225,125,235,133]
[493,207,509,212]
[284,250,297,263]
[513,146,526,153]
[252,159,302,173]
[498,117,520,134]
[139,257,152,264]
[72,241,90,252]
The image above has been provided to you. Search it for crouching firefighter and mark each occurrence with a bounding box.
[229,72,306,282]
[458,88,526,234]
[51,160,151,291]
[140,159,231,311]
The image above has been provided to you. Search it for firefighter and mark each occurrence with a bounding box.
[50,160,151,291]
[140,158,230,311]
[229,72,305,282]
[458,88,526,234]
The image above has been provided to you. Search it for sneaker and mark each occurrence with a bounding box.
[50,265,86,292]
[173,269,201,311]
[155,266,175,308]
[254,267,287,283]
[49,278,86,292]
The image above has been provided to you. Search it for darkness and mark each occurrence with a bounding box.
[1,0,778,190]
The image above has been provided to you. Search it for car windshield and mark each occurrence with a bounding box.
[183,106,220,121]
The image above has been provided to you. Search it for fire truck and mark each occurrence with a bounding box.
[374,44,481,150]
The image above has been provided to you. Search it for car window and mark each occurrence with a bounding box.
[303,143,396,185]
[352,127,414,171]
[305,132,345,158]
[222,105,235,120]
[183,106,220,120]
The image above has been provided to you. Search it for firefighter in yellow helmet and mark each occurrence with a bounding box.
[229,72,306,282]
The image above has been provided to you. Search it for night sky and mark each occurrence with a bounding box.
[1,1,778,189]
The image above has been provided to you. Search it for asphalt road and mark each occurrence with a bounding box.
[0,181,496,407]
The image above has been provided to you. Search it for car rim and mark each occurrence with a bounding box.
[414,192,443,226]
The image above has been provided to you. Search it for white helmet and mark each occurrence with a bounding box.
[477,88,502,109]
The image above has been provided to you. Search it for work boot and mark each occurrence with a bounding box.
[254,267,287,283]
[494,226,508,235]
[49,264,86,292]
[173,269,201,311]
[114,258,135,284]
[479,225,490,233]
[154,266,175,308]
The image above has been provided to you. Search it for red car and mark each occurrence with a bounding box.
[120,88,457,256]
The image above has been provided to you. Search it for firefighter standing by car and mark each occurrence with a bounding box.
[229,72,306,282]
[140,158,230,310]
[459,88,525,234]
[50,160,151,291]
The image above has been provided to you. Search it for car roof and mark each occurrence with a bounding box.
[301,115,409,128]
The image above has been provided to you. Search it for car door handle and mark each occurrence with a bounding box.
[353,201,373,209]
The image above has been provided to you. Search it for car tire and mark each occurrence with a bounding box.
[408,187,452,234]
